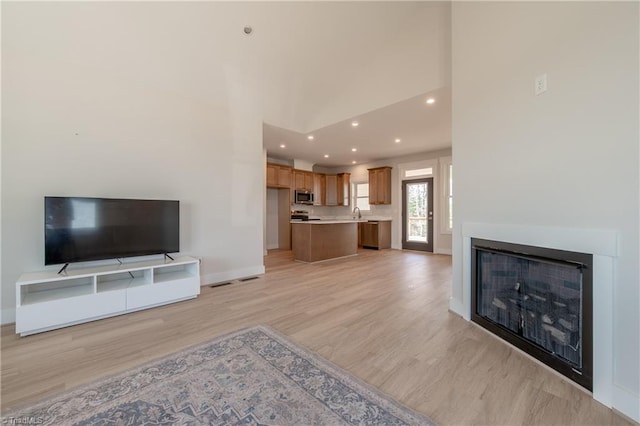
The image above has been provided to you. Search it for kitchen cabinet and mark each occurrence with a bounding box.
[292,169,314,205]
[360,220,391,250]
[292,222,358,262]
[279,168,292,188]
[313,173,326,206]
[267,165,278,187]
[368,167,392,205]
[267,163,292,189]
[305,173,313,191]
[325,175,337,205]
[337,173,351,206]
[324,173,350,206]
[293,170,304,190]
[293,169,314,191]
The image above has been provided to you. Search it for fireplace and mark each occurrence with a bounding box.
[471,238,593,390]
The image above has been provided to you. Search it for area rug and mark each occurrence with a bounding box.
[4,325,436,425]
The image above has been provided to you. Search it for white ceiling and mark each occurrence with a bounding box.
[264,87,451,167]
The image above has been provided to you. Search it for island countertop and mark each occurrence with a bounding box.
[290,219,366,224]
[290,217,392,224]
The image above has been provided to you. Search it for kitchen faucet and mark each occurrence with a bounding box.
[352,206,361,219]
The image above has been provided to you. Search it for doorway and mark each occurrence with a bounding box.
[266,188,292,250]
[402,178,433,252]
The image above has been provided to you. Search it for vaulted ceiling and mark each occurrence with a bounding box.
[6,1,451,167]
[257,2,452,167]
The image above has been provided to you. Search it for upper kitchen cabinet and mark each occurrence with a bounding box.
[337,173,351,206]
[368,167,392,205]
[267,163,292,188]
[325,175,338,205]
[325,173,351,206]
[313,173,326,206]
[293,169,314,191]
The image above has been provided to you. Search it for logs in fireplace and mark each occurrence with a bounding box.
[471,238,593,390]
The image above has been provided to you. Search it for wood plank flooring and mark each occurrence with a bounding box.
[0,249,632,425]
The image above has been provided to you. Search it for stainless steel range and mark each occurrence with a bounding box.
[290,210,309,221]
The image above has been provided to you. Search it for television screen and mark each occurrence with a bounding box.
[45,197,179,265]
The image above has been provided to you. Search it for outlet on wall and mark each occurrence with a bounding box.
[535,73,548,95]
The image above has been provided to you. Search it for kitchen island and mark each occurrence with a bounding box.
[291,220,358,262]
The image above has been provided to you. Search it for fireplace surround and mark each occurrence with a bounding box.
[471,238,593,390]
[458,223,622,415]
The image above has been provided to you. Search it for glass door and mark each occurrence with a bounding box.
[402,178,433,252]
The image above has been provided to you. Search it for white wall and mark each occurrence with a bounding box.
[1,2,266,323]
[452,2,639,421]
[305,2,451,132]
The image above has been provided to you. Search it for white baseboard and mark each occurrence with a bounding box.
[392,245,451,255]
[1,307,16,325]
[613,383,640,423]
[435,248,452,255]
[266,243,279,250]
[202,265,265,286]
[449,297,464,318]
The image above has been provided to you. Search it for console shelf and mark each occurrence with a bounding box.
[15,256,200,336]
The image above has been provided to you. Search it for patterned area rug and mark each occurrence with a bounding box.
[5,325,436,425]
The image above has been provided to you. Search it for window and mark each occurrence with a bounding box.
[354,183,370,211]
[440,157,453,233]
[404,167,433,178]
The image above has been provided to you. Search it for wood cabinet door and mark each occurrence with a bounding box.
[376,169,387,204]
[336,173,350,206]
[293,170,305,190]
[368,167,391,205]
[313,174,325,205]
[325,175,337,205]
[278,167,291,188]
[267,164,278,188]
[368,169,379,204]
[304,172,314,191]
[377,221,391,249]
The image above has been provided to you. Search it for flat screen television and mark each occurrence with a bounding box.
[45,196,179,265]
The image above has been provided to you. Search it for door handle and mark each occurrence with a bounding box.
[428,211,433,221]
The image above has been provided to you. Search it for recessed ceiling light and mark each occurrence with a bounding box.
[395,138,401,143]
[279,144,286,148]
[352,161,357,164]
[307,135,314,140]
[351,121,359,127]
[426,98,435,104]
[324,154,329,158]
[351,148,357,152]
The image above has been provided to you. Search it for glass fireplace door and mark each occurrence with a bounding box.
[476,249,584,369]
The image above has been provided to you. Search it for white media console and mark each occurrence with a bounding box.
[15,256,200,336]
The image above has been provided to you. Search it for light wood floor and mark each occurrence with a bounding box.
[0,249,632,425]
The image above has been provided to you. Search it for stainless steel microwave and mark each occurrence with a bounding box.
[294,190,314,205]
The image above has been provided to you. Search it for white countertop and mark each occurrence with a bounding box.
[291,217,391,224]
[291,220,361,225]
